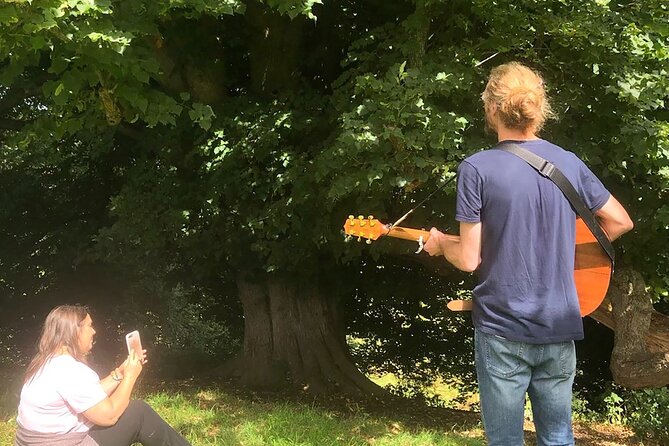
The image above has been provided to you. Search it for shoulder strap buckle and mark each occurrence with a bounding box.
[539,160,556,177]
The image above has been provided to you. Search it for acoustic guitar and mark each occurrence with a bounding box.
[343,215,612,316]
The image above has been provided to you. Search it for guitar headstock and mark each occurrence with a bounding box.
[343,215,389,243]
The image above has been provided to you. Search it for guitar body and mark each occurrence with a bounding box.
[574,218,612,316]
[344,216,612,316]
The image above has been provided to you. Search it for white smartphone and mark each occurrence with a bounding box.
[125,330,143,358]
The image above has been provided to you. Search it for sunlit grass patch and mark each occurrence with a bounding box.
[1,386,485,445]
[370,373,479,410]
[143,387,485,445]
[0,414,16,445]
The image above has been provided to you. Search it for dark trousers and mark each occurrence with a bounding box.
[88,400,191,446]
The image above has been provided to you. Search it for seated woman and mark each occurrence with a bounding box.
[14,304,192,446]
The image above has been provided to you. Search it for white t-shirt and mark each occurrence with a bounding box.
[17,355,107,433]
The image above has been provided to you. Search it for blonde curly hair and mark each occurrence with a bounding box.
[482,62,555,133]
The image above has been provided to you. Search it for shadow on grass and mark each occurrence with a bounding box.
[1,370,485,446]
[142,379,484,446]
[1,367,21,418]
[180,394,481,446]
[1,370,647,446]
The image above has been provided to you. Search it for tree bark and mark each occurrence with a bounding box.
[601,268,669,388]
[245,1,304,97]
[407,0,431,69]
[232,272,387,396]
[237,273,286,389]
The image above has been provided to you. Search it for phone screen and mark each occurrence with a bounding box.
[125,330,143,358]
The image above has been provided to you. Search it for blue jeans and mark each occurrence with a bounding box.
[475,329,576,446]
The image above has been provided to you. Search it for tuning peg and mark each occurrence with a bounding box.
[368,216,375,226]
[366,239,372,245]
[357,236,362,242]
[344,235,352,242]
[357,215,366,227]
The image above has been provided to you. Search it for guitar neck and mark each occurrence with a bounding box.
[362,218,611,319]
[386,226,460,243]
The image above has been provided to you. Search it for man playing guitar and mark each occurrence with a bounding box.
[423,62,633,446]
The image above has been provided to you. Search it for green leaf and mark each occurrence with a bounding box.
[188,103,216,130]
[0,6,18,24]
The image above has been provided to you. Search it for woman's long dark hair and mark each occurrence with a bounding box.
[24,305,90,383]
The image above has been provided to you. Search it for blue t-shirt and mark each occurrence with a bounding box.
[456,139,610,343]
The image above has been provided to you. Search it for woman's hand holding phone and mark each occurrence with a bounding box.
[116,330,147,383]
[125,330,146,362]
[123,350,144,381]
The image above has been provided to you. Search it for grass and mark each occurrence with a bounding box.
[1,376,645,445]
[1,385,486,446]
[371,373,477,410]
[0,415,15,446]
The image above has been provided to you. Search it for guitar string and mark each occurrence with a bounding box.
[389,174,457,229]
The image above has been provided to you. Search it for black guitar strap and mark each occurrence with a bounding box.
[499,143,615,263]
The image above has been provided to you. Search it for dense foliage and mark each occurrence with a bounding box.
[0,0,667,404]
[626,388,669,444]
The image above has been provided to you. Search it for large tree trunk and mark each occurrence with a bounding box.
[233,272,387,396]
[591,268,669,388]
[219,3,384,396]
